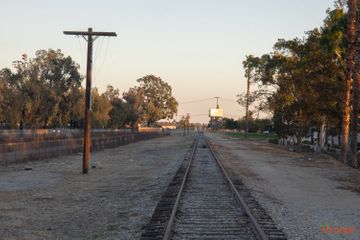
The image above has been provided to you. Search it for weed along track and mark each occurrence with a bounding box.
[141,134,286,240]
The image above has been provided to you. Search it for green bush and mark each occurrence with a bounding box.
[268,138,278,144]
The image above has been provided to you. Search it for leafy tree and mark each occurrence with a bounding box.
[103,85,120,102]
[238,54,275,119]
[107,98,128,129]
[238,118,273,133]
[123,86,145,130]
[90,88,112,128]
[0,68,23,128]
[65,85,84,128]
[342,0,356,163]
[104,85,128,129]
[239,5,347,150]
[248,38,316,145]
[0,49,83,128]
[222,118,239,130]
[136,75,178,126]
[350,0,360,167]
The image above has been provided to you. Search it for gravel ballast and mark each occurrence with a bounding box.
[0,133,194,240]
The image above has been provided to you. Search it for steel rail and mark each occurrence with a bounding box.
[162,137,199,240]
[205,136,269,240]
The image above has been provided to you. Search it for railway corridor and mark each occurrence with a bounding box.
[171,137,257,239]
[141,135,286,239]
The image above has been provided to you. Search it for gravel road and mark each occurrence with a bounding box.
[207,132,360,240]
[0,132,194,240]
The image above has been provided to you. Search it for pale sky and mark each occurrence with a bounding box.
[0,0,335,123]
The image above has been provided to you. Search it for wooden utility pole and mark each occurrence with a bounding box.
[245,68,250,139]
[212,97,220,131]
[64,28,117,174]
[214,97,220,108]
[182,115,186,136]
[186,113,190,134]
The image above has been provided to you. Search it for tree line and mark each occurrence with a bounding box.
[0,49,178,130]
[239,0,359,167]
[222,116,272,133]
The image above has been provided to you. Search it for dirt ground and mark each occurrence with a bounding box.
[207,132,360,240]
[2,131,359,240]
[0,132,194,240]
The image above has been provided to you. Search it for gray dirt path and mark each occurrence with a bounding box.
[207,132,360,240]
[0,132,194,240]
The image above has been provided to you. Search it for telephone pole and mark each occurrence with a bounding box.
[214,96,220,108]
[245,68,250,139]
[182,115,186,136]
[64,28,117,174]
[186,113,190,134]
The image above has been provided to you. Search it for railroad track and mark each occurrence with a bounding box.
[141,134,286,240]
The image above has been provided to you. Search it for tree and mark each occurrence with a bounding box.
[238,55,274,120]
[222,118,239,130]
[248,39,316,146]
[123,86,145,130]
[342,0,357,163]
[65,85,83,128]
[136,75,178,126]
[104,85,128,129]
[237,3,348,153]
[103,85,120,101]
[243,55,258,137]
[350,0,360,167]
[237,117,272,133]
[242,32,345,146]
[107,98,128,129]
[90,88,112,128]
[35,49,83,127]
[0,68,23,128]
[0,49,83,129]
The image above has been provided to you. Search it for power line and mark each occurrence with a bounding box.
[221,97,238,103]
[180,98,214,104]
[76,36,85,67]
[179,97,239,105]
[92,36,104,88]
[188,114,209,117]
[93,37,110,87]
[223,114,241,118]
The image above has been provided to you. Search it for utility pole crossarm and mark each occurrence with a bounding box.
[63,31,117,37]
